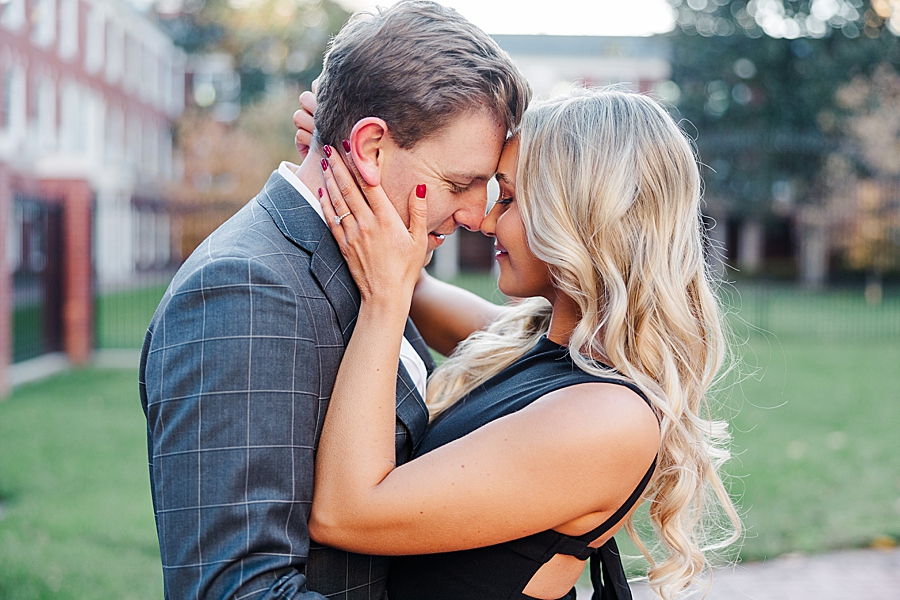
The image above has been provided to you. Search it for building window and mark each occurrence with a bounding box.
[124,36,141,94]
[126,112,141,171]
[143,49,158,104]
[58,0,79,60]
[1,0,27,31]
[84,3,104,73]
[143,119,158,176]
[0,63,26,143]
[105,22,124,84]
[160,126,173,181]
[105,106,124,165]
[1,68,12,131]
[35,76,56,151]
[59,79,87,154]
[30,0,57,48]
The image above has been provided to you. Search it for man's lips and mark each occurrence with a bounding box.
[428,232,448,249]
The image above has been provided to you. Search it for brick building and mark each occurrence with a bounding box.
[0,0,184,392]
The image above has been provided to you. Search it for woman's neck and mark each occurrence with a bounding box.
[546,291,611,365]
[546,292,580,347]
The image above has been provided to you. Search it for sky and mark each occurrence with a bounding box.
[331,0,677,37]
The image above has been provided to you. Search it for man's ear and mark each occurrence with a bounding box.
[348,117,389,187]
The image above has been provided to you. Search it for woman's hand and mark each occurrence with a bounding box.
[293,80,318,158]
[318,145,429,310]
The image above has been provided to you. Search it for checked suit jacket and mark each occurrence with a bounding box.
[139,171,434,600]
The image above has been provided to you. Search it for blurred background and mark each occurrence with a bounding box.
[0,0,898,598]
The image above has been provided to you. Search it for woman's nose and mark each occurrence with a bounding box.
[480,204,500,237]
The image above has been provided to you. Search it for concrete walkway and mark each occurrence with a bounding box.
[576,547,900,599]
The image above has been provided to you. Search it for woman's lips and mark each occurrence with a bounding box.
[494,243,508,259]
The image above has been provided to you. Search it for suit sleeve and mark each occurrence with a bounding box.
[141,256,329,600]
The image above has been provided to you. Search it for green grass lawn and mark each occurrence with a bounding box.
[1,277,898,597]
[726,336,900,559]
[0,370,162,600]
[94,284,169,350]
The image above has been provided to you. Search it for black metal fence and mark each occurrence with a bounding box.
[92,199,241,351]
[11,193,64,362]
[721,283,900,341]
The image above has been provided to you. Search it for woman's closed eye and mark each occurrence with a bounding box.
[496,196,514,206]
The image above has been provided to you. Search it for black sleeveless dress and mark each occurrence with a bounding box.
[386,336,657,600]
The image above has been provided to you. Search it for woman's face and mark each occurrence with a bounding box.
[480,138,554,301]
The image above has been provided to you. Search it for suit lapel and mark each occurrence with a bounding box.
[257,171,361,340]
[257,171,429,448]
[404,318,437,375]
[395,355,430,451]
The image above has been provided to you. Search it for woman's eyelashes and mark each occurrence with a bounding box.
[496,196,514,206]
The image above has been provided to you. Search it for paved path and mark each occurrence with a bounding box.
[575,547,900,599]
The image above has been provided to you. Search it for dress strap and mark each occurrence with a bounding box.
[590,538,632,600]
[576,458,656,544]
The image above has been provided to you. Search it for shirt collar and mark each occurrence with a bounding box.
[278,161,325,223]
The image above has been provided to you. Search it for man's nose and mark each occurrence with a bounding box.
[455,192,487,231]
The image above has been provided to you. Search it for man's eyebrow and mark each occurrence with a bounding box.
[445,171,493,182]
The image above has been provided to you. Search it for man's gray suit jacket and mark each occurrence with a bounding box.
[139,172,434,599]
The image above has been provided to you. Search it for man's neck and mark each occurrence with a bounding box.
[295,147,328,199]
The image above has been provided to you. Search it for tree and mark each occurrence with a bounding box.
[831,65,900,299]
[153,0,349,103]
[665,0,899,281]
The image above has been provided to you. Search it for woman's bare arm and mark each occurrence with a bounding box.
[410,270,508,356]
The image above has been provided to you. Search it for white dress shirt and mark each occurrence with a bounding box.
[277,162,428,398]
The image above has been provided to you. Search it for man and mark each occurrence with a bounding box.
[139,2,531,598]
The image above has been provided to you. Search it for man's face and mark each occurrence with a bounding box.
[379,109,507,255]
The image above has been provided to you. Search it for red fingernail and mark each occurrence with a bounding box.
[323,144,332,157]
[342,139,351,153]
[318,188,323,198]
[321,158,328,171]
[416,184,426,198]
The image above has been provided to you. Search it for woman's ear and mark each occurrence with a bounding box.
[348,118,389,187]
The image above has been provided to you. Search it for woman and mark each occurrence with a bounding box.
[305,88,740,599]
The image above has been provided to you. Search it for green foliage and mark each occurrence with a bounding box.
[155,0,350,103]
[666,0,900,215]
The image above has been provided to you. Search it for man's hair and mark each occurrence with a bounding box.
[314,0,531,149]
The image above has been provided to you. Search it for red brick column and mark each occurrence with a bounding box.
[42,179,94,366]
[0,165,12,395]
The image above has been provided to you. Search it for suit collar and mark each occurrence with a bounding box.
[257,171,360,337]
[257,170,327,254]
[256,171,430,447]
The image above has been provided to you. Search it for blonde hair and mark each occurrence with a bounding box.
[426,88,741,598]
